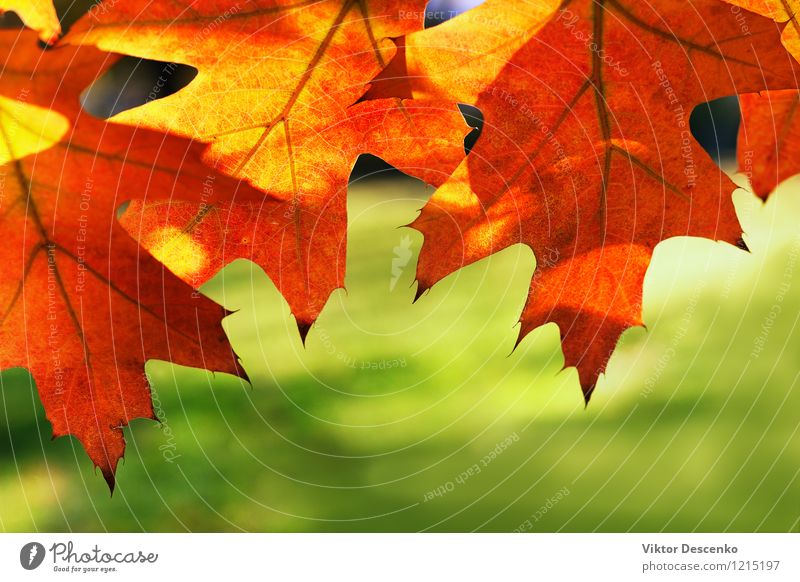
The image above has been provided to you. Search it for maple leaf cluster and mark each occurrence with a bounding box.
[1,0,798,488]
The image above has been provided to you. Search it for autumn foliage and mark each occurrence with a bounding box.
[1,0,799,488]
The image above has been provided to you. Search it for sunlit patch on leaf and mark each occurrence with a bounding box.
[144,226,207,280]
[0,96,68,163]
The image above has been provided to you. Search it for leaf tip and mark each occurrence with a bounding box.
[512,323,526,352]
[232,359,251,385]
[297,321,312,344]
[735,236,750,252]
[582,383,596,407]
[99,464,116,495]
[412,281,429,303]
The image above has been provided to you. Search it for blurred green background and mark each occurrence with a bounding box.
[1,169,798,532]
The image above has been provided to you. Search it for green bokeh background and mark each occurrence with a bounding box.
[1,170,798,532]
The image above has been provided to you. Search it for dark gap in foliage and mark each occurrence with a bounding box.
[56,0,100,34]
[116,200,131,221]
[350,155,408,184]
[459,103,483,154]
[690,96,740,169]
[424,0,485,28]
[349,103,484,185]
[0,10,24,31]
[80,56,198,119]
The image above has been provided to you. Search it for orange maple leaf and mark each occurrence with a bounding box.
[117,99,469,334]
[0,30,260,488]
[724,1,800,63]
[366,0,800,398]
[721,3,800,199]
[67,0,468,333]
[738,90,800,198]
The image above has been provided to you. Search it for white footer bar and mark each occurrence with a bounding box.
[0,533,797,580]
